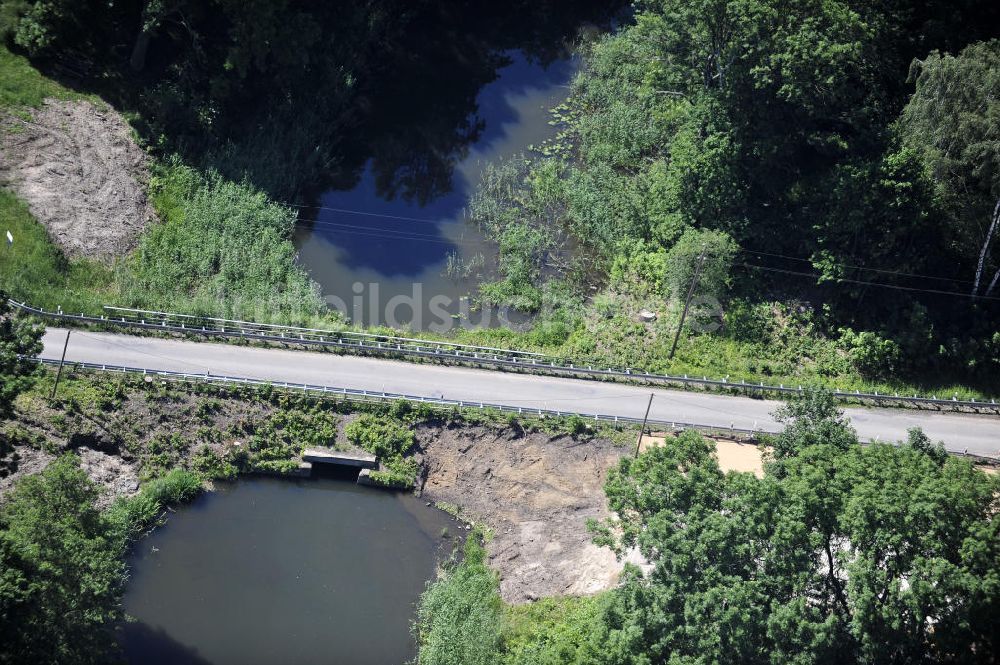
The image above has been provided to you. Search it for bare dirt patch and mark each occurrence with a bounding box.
[640,432,766,477]
[417,424,633,603]
[0,445,55,498]
[0,99,155,258]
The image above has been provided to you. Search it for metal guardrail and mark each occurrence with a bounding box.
[34,358,1000,464]
[35,358,764,440]
[101,305,548,358]
[12,299,1000,413]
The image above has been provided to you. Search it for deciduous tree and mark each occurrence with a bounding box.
[0,454,126,665]
[0,294,42,419]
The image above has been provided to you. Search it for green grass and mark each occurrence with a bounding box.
[345,413,419,487]
[501,594,609,665]
[443,312,995,400]
[121,160,325,320]
[0,189,116,312]
[0,45,87,109]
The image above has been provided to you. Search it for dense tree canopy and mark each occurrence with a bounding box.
[590,396,999,664]
[415,394,999,664]
[0,0,620,200]
[901,40,1000,297]
[467,0,1000,386]
[0,455,126,665]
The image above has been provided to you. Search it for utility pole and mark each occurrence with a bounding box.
[668,245,707,360]
[634,393,654,457]
[50,329,71,399]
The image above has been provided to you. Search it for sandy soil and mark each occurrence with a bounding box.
[417,424,635,603]
[0,99,154,259]
[639,432,766,476]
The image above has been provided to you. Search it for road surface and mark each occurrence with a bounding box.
[39,328,1000,459]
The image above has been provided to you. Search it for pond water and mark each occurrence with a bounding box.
[293,51,577,330]
[121,477,454,665]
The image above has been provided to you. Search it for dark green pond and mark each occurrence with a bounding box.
[121,477,454,665]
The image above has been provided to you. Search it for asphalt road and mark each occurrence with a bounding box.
[39,328,1000,459]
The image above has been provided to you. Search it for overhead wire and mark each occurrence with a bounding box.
[742,248,974,285]
[287,202,456,225]
[294,219,485,246]
[285,202,995,300]
[736,262,1000,302]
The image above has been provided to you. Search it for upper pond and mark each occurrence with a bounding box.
[121,477,453,665]
[293,50,577,330]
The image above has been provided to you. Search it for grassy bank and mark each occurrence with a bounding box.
[0,190,115,312]
[3,365,632,492]
[0,45,95,109]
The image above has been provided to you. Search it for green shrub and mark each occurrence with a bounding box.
[564,414,588,436]
[724,300,776,343]
[106,493,161,543]
[663,227,738,304]
[368,457,419,489]
[346,414,419,487]
[416,534,502,665]
[192,445,238,480]
[345,414,415,459]
[250,458,300,474]
[244,407,337,471]
[502,595,610,665]
[141,468,203,505]
[838,328,902,380]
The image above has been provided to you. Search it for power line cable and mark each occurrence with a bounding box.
[294,220,485,246]
[287,202,459,225]
[288,204,975,285]
[742,249,974,285]
[295,217,468,241]
[736,262,1000,302]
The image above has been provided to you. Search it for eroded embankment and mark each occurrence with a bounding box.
[416,424,634,603]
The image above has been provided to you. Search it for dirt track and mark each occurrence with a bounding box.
[0,99,154,258]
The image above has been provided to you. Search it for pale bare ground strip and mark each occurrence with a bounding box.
[1,99,154,259]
